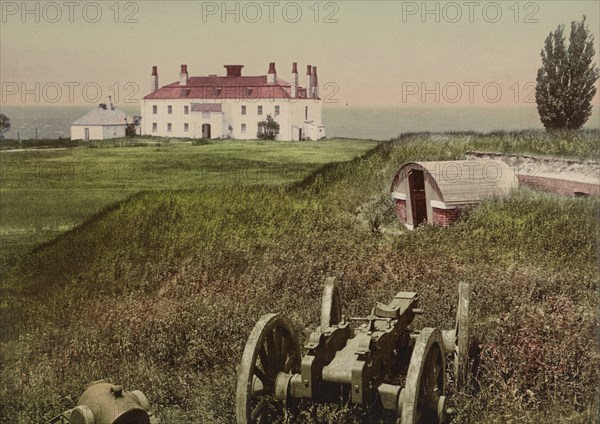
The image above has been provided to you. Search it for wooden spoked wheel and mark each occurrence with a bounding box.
[454,282,470,389]
[398,328,447,424]
[236,314,301,424]
[320,277,342,331]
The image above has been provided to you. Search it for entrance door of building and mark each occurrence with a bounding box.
[408,169,427,226]
[202,124,211,139]
[84,128,90,141]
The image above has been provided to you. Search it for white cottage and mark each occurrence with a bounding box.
[141,62,326,141]
[71,103,128,141]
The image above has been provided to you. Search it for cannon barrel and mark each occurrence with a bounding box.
[47,381,156,424]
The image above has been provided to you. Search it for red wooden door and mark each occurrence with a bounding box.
[408,170,427,226]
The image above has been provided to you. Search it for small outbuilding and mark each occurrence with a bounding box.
[390,160,517,229]
[71,102,128,141]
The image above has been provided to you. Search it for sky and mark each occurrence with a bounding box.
[1,0,599,107]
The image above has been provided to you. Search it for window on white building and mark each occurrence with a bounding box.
[202,111,210,119]
[167,123,172,132]
[168,105,173,114]
[152,123,157,132]
[241,105,246,115]
[275,105,280,116]
[184,106,189,115]
[241,124,246,134]
[258,105,263,115]
[152,105,157,115]
[305,106,308,121]
[184,123,189,132]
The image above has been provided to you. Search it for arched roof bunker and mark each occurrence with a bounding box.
[390,160,517,206]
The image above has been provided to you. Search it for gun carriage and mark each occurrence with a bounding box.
[236,278,470,423]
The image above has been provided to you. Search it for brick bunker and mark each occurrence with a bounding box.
[391,155,599,229]
[467,151,600,198]
[390,160,517,229]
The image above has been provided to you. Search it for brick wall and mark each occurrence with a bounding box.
[517,174,600,197]
[395,199,407,223]
[432,207,461,227]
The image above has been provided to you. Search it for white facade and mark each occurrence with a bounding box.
[71,124,126,141]
[70,103,128,141]
[141,99,325,140]
[141,63,326,141]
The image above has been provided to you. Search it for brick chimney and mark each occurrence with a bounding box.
[224,65,244,77]
[151,66,159,92]
[311,66,318,98]
[291,62,298,98]
[267,62,277,84]
[179,64,189,86]
[306,65,312,98]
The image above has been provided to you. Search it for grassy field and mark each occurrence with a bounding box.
[0,138,378,275]
[0,131,598,423]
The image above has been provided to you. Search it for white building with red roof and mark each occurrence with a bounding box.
[141,62,326,141]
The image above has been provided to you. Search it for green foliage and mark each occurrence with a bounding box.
[536,16,600,129]
[126,115,142,137]
[0,138,377,276]
[0,133,598,423]
[0,113,10,139]
[257,114,280,140]
[191,138,212,145]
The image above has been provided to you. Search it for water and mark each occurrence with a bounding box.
[1,105,598,141]
[324,106,600,140]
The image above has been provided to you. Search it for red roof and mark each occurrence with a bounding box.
[144,76,315,100]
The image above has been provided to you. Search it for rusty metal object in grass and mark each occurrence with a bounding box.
[47,381,158,424]
[236,278,471,423]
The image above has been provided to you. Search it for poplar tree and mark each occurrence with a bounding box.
[536,16,599,129]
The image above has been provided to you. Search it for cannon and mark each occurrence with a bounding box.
[47,381,158,424]
[236,278,470,423]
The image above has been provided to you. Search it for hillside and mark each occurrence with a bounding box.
[0,138,378,275]
[1,130,598,423]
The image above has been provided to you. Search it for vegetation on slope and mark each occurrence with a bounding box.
[0,138,378,275]
[0,131,598,423]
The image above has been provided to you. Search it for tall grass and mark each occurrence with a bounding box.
[0,131,598,423]
[0,138,377,275]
